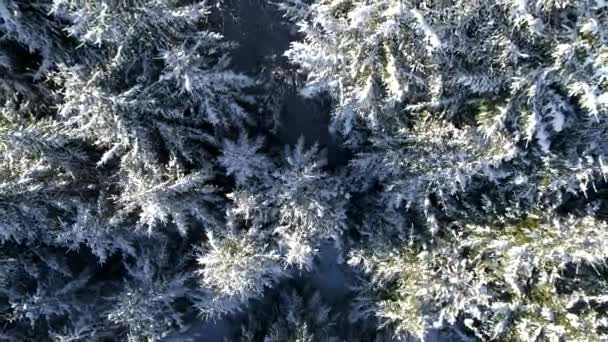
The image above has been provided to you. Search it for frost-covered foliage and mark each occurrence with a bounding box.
[284,0,608,340]
[52,0,256,167]
[1,1,277,340]
[238,290,339,341]
[0,1,85,116]
[195,230,285,317]
[349,211,608,340]
[222,135,349,271]
[2,0,608,340]
[284,0,608,146]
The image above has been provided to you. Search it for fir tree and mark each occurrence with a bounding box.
[284,0,608,339]
[1,0,608,340]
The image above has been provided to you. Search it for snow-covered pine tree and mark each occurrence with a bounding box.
[349,210,608,340]
[2,0,608,339]
[0,1,290,340]
[0,0,87,116]
[284,0,608,148]
[220,134,349,271]
[283,0,608,340]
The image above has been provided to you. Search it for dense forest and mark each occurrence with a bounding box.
[1,0,608,341]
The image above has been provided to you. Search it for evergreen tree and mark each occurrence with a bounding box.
[1,0,608,340]
[284,0,608,339]
[349,211,608,340]
[238,290,339,341]
[221,135,349,271]
[0,1,277,340]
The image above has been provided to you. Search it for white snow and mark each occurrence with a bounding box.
[551,110,565,132]
[410,9,441,51]
[536,124,551,153]
[348,5,374,29]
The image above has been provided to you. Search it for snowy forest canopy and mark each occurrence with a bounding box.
[1,0,608,341]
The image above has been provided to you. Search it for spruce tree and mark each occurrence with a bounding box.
[283,0,608,339]
[1,0,608,340]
